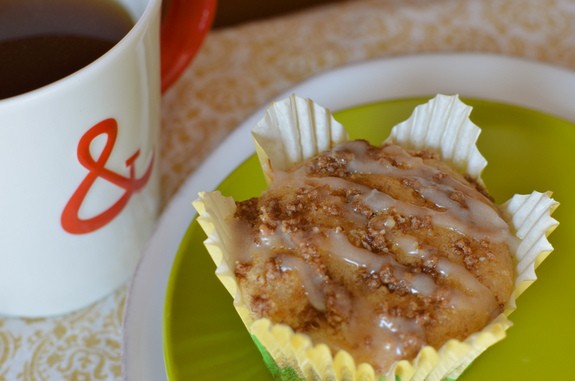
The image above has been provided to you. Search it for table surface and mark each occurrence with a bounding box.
[2,0,575,379]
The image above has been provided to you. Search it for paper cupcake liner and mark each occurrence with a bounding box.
[252,93,348,183]
[193,94,559,381]
[386,94,488,186]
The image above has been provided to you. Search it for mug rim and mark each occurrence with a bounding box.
[0,0,161,106]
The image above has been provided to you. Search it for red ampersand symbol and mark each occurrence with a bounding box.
[61,118,154,234]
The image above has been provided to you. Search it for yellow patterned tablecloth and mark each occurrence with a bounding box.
[2,0,575,379]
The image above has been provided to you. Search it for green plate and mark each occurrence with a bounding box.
[163,98,575,380]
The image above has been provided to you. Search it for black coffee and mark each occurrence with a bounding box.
[0,0,134,100]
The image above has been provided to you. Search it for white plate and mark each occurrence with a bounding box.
[121,53,575,381]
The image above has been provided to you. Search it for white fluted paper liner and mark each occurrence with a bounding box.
[193,94,559,381]
[252,94,348,183]
[502,191,559,312]
[253,94,485,186]
[386,94,487,185]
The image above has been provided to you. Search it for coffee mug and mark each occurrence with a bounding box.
[0,0,216,317]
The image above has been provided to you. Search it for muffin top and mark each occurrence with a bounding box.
[232,139,516,372]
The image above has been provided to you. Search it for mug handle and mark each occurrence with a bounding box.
[160,0,217,92]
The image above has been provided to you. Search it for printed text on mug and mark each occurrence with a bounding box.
[61,118,154,234]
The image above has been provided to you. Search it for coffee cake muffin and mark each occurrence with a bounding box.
[194,95,558,380]
[232,138,515,373]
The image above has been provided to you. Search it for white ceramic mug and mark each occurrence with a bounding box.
[0,0,216,317]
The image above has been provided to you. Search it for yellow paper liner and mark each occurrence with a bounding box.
[193,95,559,381]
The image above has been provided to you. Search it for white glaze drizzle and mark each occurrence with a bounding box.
[325,229,390,271]
[339,141,514,245]
[279,254,327,311]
